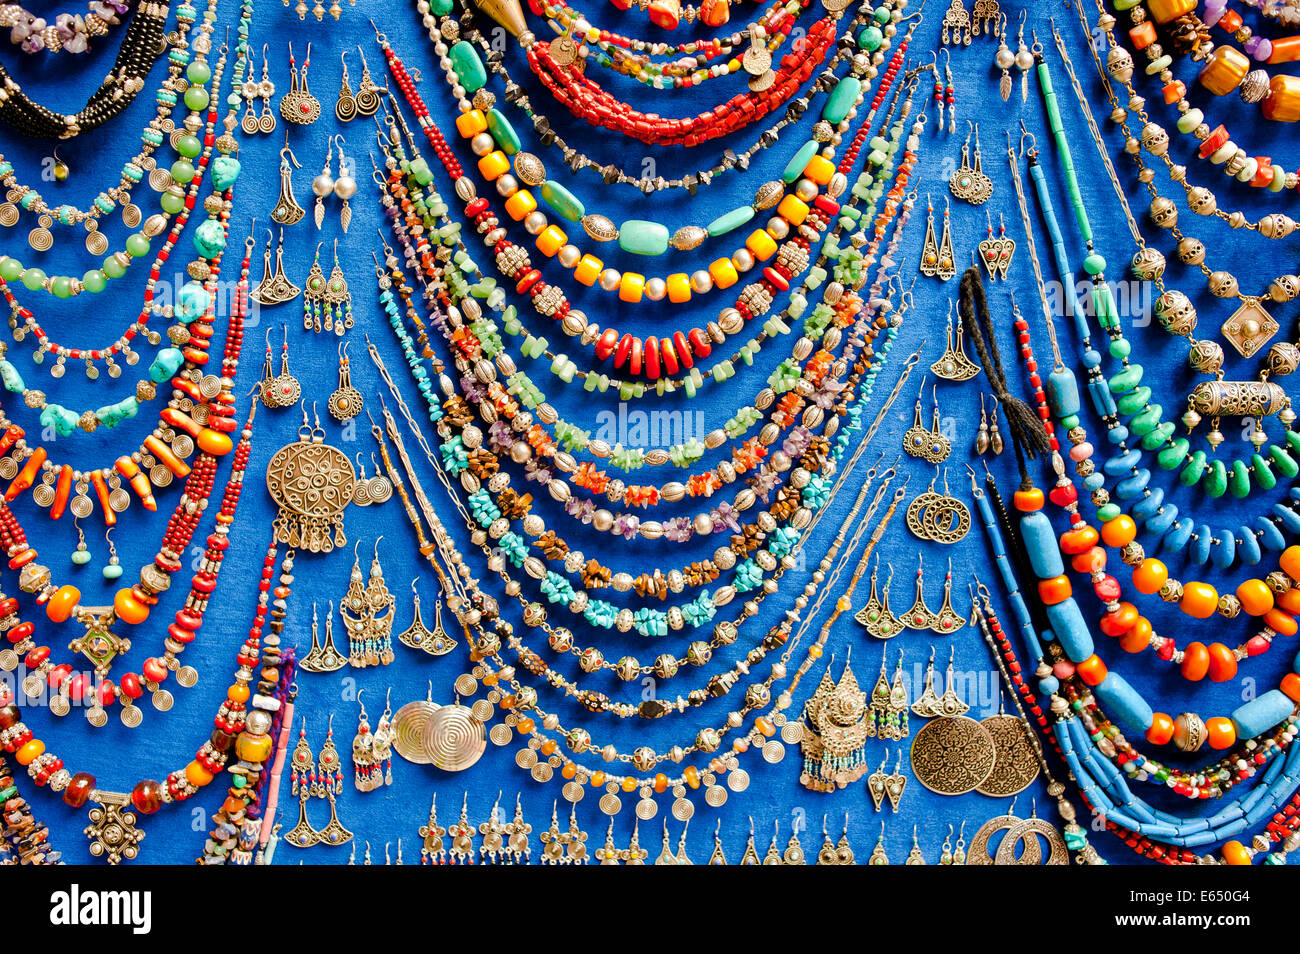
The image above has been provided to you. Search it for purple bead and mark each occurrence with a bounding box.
[1203,0,1227,28]
[1247,36,1274,62]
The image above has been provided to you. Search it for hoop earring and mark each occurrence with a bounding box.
[336,51,357,122]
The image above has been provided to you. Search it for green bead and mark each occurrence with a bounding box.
[186,60,211,84]
[1270,444,1299,479]
[1180,450,1207,487]
[183,85,209,111]
[170,159,196,184]
[448,41,487,93]
[81,269,106,293]
[19,267,45,291]
[175,135,201,159]
[0,257,21,281]
[1097,503,1122,522]
[71,549,91,566]
[857,25,883,50]
[103,562,123,580]
[0,359,24,392]
[1108,337,1131,359]
[1128,404,1163,436]
[125,232,150,258]
[706,205,754,237]
[1287,429,1300,456]
[160,191,185,215]
[1252,453,1277,490]
[486,109,520,156]
[1116,386,1152,417]
[102,255,126,279]
[782,140,818,183]
[1228,459,1252,499]
[540,180,584,222]
[1139,420,1175,450]
[50,276,71,299]
[1204,459,1228,498]
[1082,252,1107,275]
[822,76,861,124]
[1157,438,1189,470]
[1108,364,1143,393]
[431,0,453,11]
[618,219,669,256]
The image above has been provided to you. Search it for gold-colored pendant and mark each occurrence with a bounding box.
[85,792,145,864]
[68,607,130,676]
[1221,298,1279,358]
[266,410,357,553]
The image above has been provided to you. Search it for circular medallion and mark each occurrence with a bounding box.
[975,714,1041,797]
[392,699,440,764]
[910,715,996,796]
[422,703,487,772]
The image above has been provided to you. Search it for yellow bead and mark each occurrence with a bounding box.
[1147,0,1196,23]
[15,739,44,766]
[536,224,567,257]
[1198,45,1249,96]
[185,759,215,786]
[708,257,739,290]
[1262,73,1300,122]
[455,109,488,138]
[477,150,510,181]
[504,189,537,221]
[745,228,778,261]
[776,193,810,226]
[619,272,645,303]
[665,273,692,303]
[802,154,835,184]
[574,254,603,286]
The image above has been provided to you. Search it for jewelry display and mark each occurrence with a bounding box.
[904,382,952,462]
[241,44,277,135]
[948,122,992,204]
[941,0,971,46]
[976,210,1014,280]
[302,240,353,334]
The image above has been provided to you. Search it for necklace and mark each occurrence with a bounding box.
[0,0,171,138]
[0,1,130,55]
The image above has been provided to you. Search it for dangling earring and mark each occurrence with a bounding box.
[326,239,353,335]
[352,689,378,791]
[815,816,836,866]
[885,752,907,811]
[316,714,343,797]
[375,688,395,786]
[336,51,357,122]
[259,328,279,408]
[940,0,971,46]
[862,562,901,639]
[969,123,993,203]
[782,824,805,865]
[904,381,950,463]
[302,242,327,332]
[937,645,971,716]
[902,555,939,631]
[354,47,386,116]
[252,227,300,305]
[366,453,392,505]
[988,396,1004,455]
[931,300,979,381]
[943,48,958,130]
[919,193,941,278]
[868,749,889,812]
[352,455,373,508]
[241,48,262,134]
[905,826,925,865]
[949,122,977,202]
[274,325,301,407]
[300,600,346,673]
[930,559,967,635]
[1015,10,1033,102]
[102,529,122,580]
[286,718,320,848]
[312,136,335,230]
[913,648,941,717]
[936,196,956,279]
[398,578,457,656]
[883,651,910,740]
[281,43,320,124]
[762,822,782,865]
[868,822,888,865]
[334,135,356,233]
[954,820,967,864]
[258,45,277,134]
[975,394,990,455]
[49,147,69,182]
[251,230,277,306]
[739,817,760,865]
[71,517,90,566]
[328,341,363,422]
[271,139,305,226]
[866,645,889,737]
[994,13,1012,100]
[707,820,727,865]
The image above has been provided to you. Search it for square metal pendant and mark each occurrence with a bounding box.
[1221,300,1279,358]
[69,608,131,675]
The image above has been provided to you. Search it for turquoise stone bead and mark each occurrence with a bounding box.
[1096,673,1152,732]
[486,110,520,156]
[1238,525,1261,566]
[541,180,584,222]
[431,0,453,12]
[71,549,91,566]
[1156,438,1188,470]
[618,219,669,256]
[211,156,241,190]
[782,140,818,183]
[192,218,226,258]
[103,562,123,580]
[0,359,24,392]
[40,404,78,437]
[176,281,209,323]
[706,205,754,236]
[449,41,487,93]
[94,397,139,428]
[858,25,882,50]
[823,77,860,124]
[1232,690,1294,740]
[1272,444,1299,478]
[149,348,185,383]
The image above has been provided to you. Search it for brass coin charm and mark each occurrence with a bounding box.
[976,714,1040,797]
[910,715,996,796]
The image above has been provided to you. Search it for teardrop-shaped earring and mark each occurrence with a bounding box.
[919,194,940,277]
[975,394,990,455]
[328,340,363,422]
[251,230,277,306]
[989,396,1004,455]
[312,135,335,231]
[902,555,939,631]
[259,328,280,407]
[271,138,305,226]
[912,647,941,717]
[334,135,356,233]
[936,196,956,280]
[336,51,357,122]
[273,325,301,407]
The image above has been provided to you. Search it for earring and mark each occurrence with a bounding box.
[102,529,121,580]
[334,135,356,233]
[943,48,957,131]
[268,228,300,303]
[858,561,901,639]
[949,123,978,202]
[336,51,357,122]
[815,816,835,866]
[868,822,888,865]
[904,382,951,463]
[883,651,910,740]
[930,559,966,634]
[798,650,870,791]
[931,300,979,381]
[868,749,890,811]
[979,212,1015,283]
[280,43,321,125]
[988,396,1004,455]
[258,328,279,408]
[994,13,1012,100]
[341,539,396,668]
[240,46,262,134]
[937,196,956,279]
[251,231,277,306]
[954,821,967,864]
[912,472,970,545]
[739,817,760,865]
[315,714,343,797]
[653,819,677,866]
[902,556,939,631]
[905,826,925,865]
[940,825,955,865]
[312,136,335,230]
[941,0,971,46]
[975,395,990,454]
[970,124,992,202]
[973,0,1000,36]
[707,819,727,866]
[624,820,649,865]
[937,646,971,716]
[49,147,69,182]
[885,752,907,811]
[305,239,353,336]
[835,815,856,865]
[920,193,941,277]
[271,140,305,226]
[352,689,378,791]
[912,648,942,718]
[419,794,447,864]
[1015,11,1033,102]
[274,325,301,406]
[354,47,386,116]
[285,718,320,848]
[71,517,90,565]
[757,822,781,865]
[397,578,457,656]
[366,453,392,504]
[328,341,364,422]
[258,45,277,134]
[299,601,346,673]
[783,824,805,865]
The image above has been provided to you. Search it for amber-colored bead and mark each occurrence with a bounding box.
[1262,74,1300,122]
[1265,607,1299,637]
[1277,587,1300,614]
[1013,488,1045,512]
[1037,575,1072,605]
[1131,558,1168,595]
[1100,602,1139,637]
[1236,578,1274,616]
[1146,712,1175,745]
[1281,672,1300,703]
[1147,0,1196,23]
[1059,524,1099,554]
[130,779,163,815]
[1071,546,1107,574]
[1199,46,1250,96]
[1206,717,1237,750]
[63,772,96,807]
[1178,581,1219,619]
[1100,514,1137,547]
[1128,20,1156,49]
[1118,616,1153,653]
[1076,654,1108,685]
[1221,840,1252,865]
[1206,643,1239,683]
[1180,642,1211,681]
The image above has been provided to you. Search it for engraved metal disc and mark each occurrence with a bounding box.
[122,203,142,227]
[152,689,174,711]
[120,705,143,728]
[976,714,1041,797]
[422,703,487,772]
[392,699,439,764]
[175,665,198,688]
[910,715,996,796]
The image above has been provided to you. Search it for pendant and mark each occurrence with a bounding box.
[85,792,145,864]
[1220,298,1279,358]
[266,412,357,553]
[67,606,130,676]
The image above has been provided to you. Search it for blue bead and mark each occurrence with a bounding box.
[1143,503,1178,538]
[1191,525,1213,566]
[1237,526,1261,567]
[1275,502,1300,535]
[1232,690,1294,740]
[1104,449,1141,476]
[1108,425,1130,444]
[1257,516,1286,552]
[1095,672,1154,732]
[1161,518,1194,555]
[1116,469,1150,500]
[1211,532,1236,569]
[1083,472,1106,491]
[1132,487,1164,522]
[1022,511,1065,578]
[1046,599,1094,663]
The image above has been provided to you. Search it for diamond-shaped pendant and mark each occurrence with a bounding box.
[1221,299,1279,358]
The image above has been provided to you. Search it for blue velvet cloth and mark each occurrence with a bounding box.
[3,0,1295,865]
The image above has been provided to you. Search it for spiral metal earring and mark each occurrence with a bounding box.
[354,47,386,116]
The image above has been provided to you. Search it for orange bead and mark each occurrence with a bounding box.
[574,254,603,286]
[535,224,567,257]
[1037,574,1073,605]
[1059,524,1100,554]
[1179,581,1219,619]
[1281,672,1300,703]
[516,717,534,734]
[1071,547,1107,575]
[235,732,271,763]
[589,771,606,788]
[1128,20,1156,49]
[113,588,149,625]
[197,428,233,457]
[1131,558,1169,595]
[653,773,668,793]
[802,155,835,184]
[1076,654,1108,686]
[1206,643,1238,683]
[618,272,645,303]
[1221,840,1252,865]
[1146,712,1175,745]
[477,150,510,180]
[454,109,487,138]
[1162,80,1187,104]
[665,273,692,303]
[1101,514,1138,548]
[1265,607,1299,637]
[1236,578,1275,616]
[15,739,44,766]
[1013,488,1045,512]
[683,765,700,789]
[707,257,738,290]
[184,760,215,787]
[1147,0,1195,23]
[1206,717,1237,750]
[44,585,80,623]
[1277,587,1300,614]
[504,189,537,221]
[1281,544,1300,582]
[1198,45,1250,96]
[1118,616,1154,653]
[1100,602,1139,637]
[621,776,638,793]
[227,682,250,703]
[744,228,777,261]
[561,763,577,780]
[776,194,809,225]
[1180,642,1211,681]
[1262,73,1300,123]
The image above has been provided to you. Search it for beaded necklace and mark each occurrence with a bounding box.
[0,0,171,138]
[0,1,130,55]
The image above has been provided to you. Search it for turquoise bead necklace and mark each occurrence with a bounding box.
[1021,46,1300,578]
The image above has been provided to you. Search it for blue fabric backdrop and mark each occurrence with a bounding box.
[2,0,1294,864]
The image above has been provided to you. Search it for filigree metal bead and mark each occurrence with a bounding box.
[1176,236,1206,265]
[1131,247,1166,281]
[1139,122,1169,156]
[580,213,618,242]
[1186,186,1217,216]
[1148,195,1178,229]
[1188,339,1225,374]
[1267,342,1300,376]
[1154,288,1198,336]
